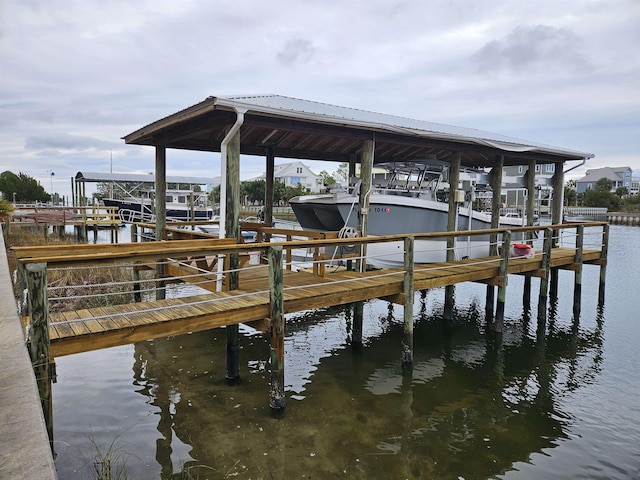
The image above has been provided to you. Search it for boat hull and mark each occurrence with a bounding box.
[290,192,524,266]
[103,198,214,221]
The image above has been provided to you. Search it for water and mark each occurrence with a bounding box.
[52,225,640,479]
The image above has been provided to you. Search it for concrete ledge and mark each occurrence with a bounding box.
[0,227,57,479]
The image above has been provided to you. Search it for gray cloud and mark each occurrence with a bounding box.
[277,38,316,66]
[25,133,119,152]
[472,25,593,74]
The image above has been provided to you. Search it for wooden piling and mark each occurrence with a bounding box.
[264,146,275,230]
[522,159,537,312]
[225,127,241,384]
[25,262,54,446]
[573,225,584,317]
[155,146,167,301]
[537,228,553,325]
[494,231,511,333]
[357,139,374,272]
[598,224,609,305]
[486,157,503,323]
[402,237,414,369]
[445,152,461,322]
[268,245,285,414]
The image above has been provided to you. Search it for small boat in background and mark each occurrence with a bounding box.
[103,189,215,222]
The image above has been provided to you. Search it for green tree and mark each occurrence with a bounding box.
[615,186,629,197]
[583,188,620,210]
[241,180,266,205]
[594,177,613,192]
[0,171,50,203]
[564,179,577,206]
[208,185,220,204]
[334,162,349,183]
[319,170,336,187]
[623,193,640,212]
[0,195,15,219]
[274,180,287,204]
[282,183,307,203]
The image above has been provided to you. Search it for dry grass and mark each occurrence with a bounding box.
[5,228,153,311]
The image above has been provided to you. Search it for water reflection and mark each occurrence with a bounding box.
[126,291,604,479]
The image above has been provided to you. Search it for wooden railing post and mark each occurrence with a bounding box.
[25,262,54,447]
[573,225,584,317]
[268,245,285,414]
[494,231,511,333]
[598,224,609,306]
[402,237,414,370]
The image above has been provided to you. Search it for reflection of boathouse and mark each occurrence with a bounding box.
[131,293,604,478]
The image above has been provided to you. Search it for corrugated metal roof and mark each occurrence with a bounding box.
[214,94,593,158]
[75,171,219,185]
[123,93,593,166]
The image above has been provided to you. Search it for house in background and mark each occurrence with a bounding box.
[501,163,556,215]
[575,166,635,194]
[250,161,323,193]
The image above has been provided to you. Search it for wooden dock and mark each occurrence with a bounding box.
[11,224,606,358]
[45,245,602,357]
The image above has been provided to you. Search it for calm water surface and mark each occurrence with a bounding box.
[53,225,640,479]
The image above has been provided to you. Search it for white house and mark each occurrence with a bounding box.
[250,161,323,193]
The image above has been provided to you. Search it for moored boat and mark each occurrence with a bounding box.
[103,189,215,222]
[290,161,528,267]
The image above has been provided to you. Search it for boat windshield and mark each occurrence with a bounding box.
[378,162,446,193]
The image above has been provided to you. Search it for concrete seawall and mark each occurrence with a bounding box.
[0,227,57,479]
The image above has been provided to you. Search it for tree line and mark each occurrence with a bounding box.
[564,177,640,212]
[0,171,50,203]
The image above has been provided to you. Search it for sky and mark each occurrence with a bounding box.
[1,0,639,200]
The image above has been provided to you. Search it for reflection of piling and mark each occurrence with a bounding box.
[225,238,241,385]
[268,246,285,413]
[537,228,553,326]
[352,302,363,347]
[573,225,584,317]
[494,231,511,333]
[598,225,609,306]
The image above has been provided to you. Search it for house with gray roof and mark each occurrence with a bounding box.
[575,167,634,193]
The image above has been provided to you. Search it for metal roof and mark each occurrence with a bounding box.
[75,171,219,185]
[123,94,594,167]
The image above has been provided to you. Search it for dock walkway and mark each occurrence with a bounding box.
[46,245,601,357]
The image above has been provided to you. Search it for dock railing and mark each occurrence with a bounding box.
[12,221,609,332]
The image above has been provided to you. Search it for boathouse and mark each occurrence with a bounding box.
[123,94,594,240]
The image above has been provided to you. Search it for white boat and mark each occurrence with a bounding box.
[103,189,215,222]
[290,161,528,267]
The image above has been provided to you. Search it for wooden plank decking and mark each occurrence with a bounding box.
[48,247,602,357]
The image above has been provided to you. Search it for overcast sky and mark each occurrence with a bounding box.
[2,0,639,199]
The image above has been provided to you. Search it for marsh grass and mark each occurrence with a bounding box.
[47,265,150,312]
[5,228,155,311]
